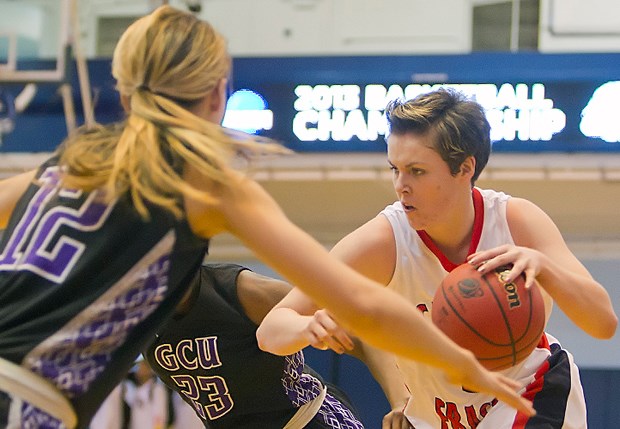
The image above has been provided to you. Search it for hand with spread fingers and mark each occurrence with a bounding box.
[443,355,536,419]
[467,244,543,289]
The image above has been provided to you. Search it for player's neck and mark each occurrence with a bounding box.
[421,192,477,264]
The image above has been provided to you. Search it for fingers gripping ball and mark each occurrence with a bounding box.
[431,263,545,370]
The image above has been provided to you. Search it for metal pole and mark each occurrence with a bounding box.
[510,0,521,52]
[69,0,96,128]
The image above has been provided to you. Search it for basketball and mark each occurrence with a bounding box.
[431,263,546,370]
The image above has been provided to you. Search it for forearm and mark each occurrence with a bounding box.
[260,292,473,390]
[347,288,474,374]
[538,254,618,339]
[256,308,314,355]
[502,198,618,339]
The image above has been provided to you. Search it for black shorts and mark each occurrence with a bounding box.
[0,391,9,428]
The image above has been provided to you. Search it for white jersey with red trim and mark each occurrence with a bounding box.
[380,187,587,429]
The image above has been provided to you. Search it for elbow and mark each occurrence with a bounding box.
[255,326,273,353]
[589,312,618,340]
[255,325,288,356]
[599,314,618,340]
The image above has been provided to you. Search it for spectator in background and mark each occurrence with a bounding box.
[89,385,122,429]
[89,358,170,429]
[124,358,169,429]
[170,391,204,429]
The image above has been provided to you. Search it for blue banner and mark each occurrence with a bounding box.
[2,52,620,153]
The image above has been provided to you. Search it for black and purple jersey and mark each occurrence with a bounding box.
[145,263,365,429]
[0,156,209,428]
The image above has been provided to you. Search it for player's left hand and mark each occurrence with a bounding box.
[467,244,543,289]
[304,309,355,354]
[443,350,536,418]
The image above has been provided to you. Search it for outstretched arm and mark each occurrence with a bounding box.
[258,288,412,428]
[185,167,535,416]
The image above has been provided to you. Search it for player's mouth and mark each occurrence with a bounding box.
[401,201,416,212]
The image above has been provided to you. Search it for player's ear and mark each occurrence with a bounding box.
[459,156,476,179]
[193,78,228,124]
[208,78,228,123]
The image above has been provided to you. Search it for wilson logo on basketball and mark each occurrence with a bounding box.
[433,263,545,370]
[457,278,483,298]
[498,270,521,309]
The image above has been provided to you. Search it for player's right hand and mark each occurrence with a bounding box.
[303,309,354,354]
[382,408,413,429]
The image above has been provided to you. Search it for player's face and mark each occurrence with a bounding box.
[387,132,470,232]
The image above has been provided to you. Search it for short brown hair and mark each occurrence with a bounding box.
[385,88,491,185]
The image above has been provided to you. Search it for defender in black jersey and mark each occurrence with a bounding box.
[146,263,365,429]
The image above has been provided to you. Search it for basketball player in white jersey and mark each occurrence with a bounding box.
[257,88,618,429]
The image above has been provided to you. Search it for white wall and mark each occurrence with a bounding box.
[5,0,620,59]
[200,0,471,56]
[539,0,620,52]
[2,0,472,59]
[0,0,66,59]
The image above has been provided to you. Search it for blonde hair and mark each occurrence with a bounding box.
[59,5,286,218]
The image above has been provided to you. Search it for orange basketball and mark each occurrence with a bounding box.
[431,263,545,370]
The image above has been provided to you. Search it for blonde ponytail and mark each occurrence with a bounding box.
[59,5,287,218]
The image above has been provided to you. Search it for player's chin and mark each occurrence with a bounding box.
[405,213,424,230]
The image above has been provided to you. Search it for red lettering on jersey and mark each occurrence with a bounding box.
[465,399,497,429]
[435,398,467,429]
[480,399,497,418]
[445,402,467,429]
[464,400,495,427]
[464,405,481,428]
[417,303,429,313]
[435,398,450,429]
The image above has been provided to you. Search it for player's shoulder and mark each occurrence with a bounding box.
[506,196,546,217]
[331,215,396,284]
[506,196,557,244]
[337,215,394,252]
